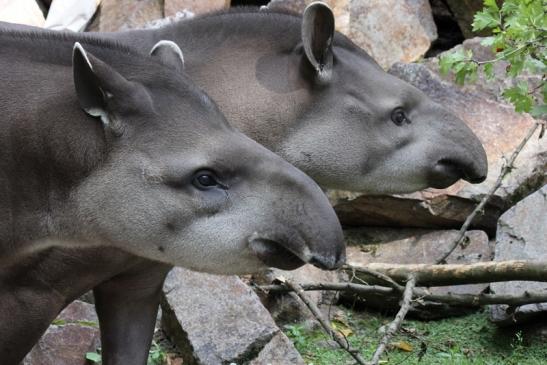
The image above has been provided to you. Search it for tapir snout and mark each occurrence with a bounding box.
[243,145,346,272]
[426,105,488,189]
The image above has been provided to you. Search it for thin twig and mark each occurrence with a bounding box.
[367,275,416,365]
[436,122,542,264]
[284,280,367,365]
[343,264,404,292]
[258,281,547,307]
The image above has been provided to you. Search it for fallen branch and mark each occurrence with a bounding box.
[284,280,367,365]
[368,275,416,365]
[436,121,542,264]
[258,281,547,307]
[347,260,547,286]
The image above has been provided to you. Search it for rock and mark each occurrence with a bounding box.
[489,186,547,326]
[253,265,341,324]
[333,193,502,235]
[161,267,304,364]
[164,0,230,17]
[93,0,163,31]
[343,227,492,318]
[268,0,436,68]
[389,62,546,208]
[268,0,350,34]
[348,0,437,69]
[23,301,100,365]
[249,332,305,365]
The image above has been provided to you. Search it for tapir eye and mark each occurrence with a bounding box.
[391,108,411,126]
[192,170,223,190]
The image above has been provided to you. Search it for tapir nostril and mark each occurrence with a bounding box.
[309,255,344,271]
[436,158,486,185]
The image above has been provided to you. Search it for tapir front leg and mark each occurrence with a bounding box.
[93,261,172,365]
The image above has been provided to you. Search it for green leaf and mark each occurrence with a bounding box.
[472,10,500,31]
[530,104,547,118]
[503,83,534,112]
[85,352,102,363]
[484,0,500,12]
[483,63,495,80]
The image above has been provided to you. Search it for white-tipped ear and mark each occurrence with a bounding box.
[73,42,110,125]
[150,40,185,72]
[302,2,335,82]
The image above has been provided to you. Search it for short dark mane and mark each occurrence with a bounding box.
[0,27,143,57]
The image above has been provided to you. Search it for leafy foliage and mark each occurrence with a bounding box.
[439,0,546,117]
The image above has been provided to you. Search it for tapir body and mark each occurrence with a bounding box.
[0,30,344,364]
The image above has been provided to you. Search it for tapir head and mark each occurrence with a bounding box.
[278,2,487,193]
[69,42,344,274]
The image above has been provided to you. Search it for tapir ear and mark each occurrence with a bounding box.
[301,2,335,82]
[150,40,185,73]
[73,42,133,134]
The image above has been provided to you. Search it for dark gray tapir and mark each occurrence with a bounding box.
[0,30,345,364]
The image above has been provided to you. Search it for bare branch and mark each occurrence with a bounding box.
[367,275,416,365]
[351,260,547,286]
[258,282,547,307]
[436,122,542,264]
[284,280,367,365]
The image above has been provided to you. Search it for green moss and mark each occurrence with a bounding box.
[284,309,547,364]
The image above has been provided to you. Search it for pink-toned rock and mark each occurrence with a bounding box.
[268,0,350,34]
[95,0,163,31]
[164,0,230,17]
[161,267,304,364]
[348,0,437,69]
[23,301,100,365]
[268,0,436,67]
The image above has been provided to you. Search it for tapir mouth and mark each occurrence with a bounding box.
[429,159,487,188]
[248,237,307,270]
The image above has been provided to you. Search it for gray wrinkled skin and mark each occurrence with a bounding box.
[0,29,343,364]
[104,4,487,193]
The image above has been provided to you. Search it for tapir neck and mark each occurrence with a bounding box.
[114,12,313,151]
[0,44,106,252]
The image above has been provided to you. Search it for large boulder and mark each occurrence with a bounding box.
[161,268,304,365]
[164,0,230,17]
[344,227,492,318]
[268,0,437,69]
[490,186,547,326]
[90,0,163,31]
[24,301,100,365]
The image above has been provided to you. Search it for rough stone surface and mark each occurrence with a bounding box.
[249,332,305,365]
[268,0,350,34]
[165,0,230,17]
[24,301,100,365]
[332,193,502,235]
[253,265,341,324]
[490,186,547,326]
[348,0,437,69]
[94,0,163,31]
[161,267,303,365]
[268,0,436,68]
[343,228,492,318]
